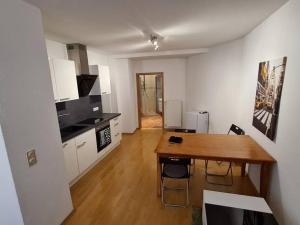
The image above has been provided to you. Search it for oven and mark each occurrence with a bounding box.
[95,121,111,152]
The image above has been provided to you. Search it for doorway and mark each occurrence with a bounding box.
[136,73,164,129]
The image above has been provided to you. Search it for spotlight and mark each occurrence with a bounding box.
[150,35,160,51]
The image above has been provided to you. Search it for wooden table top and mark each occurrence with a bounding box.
[155,132,276,164]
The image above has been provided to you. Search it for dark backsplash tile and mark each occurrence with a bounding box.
[56,95,102,128]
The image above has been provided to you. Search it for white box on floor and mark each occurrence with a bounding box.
[202,190,278,225]
[183,111,209,133]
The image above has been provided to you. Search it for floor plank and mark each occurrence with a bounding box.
[141,115,162,128]
[63,129,257,225]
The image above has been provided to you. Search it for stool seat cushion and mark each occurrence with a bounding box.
[162,164,189,179]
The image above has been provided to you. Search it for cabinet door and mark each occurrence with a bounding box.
[52,59,79,102]
[99,65,111,95]
[110,116,122,145]
[62,139,79,183]
[48,59,59,102]
[76,129,97,173]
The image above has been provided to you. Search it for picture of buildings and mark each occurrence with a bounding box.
[253,57,287,141]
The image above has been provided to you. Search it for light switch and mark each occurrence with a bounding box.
[26,149,37,167]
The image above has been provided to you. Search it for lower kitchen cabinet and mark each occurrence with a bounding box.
[110,115,122,146]
[75,129,98,173]
[62,139,79,183]
[62,128,97,184]
[62,117,121,185]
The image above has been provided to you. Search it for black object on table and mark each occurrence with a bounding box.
[168,136,183,143]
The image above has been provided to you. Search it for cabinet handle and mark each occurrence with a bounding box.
[63,143,68,148]
[58,113,70,117]
[60,98,70,101]
[77,141,86,148]
[102,92,107,95]
[115,133,119,137]
[114,122,119,127]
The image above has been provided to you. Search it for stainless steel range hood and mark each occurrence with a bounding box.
[66,43,97,97]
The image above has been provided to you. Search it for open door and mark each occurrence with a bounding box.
[136,73,164,129]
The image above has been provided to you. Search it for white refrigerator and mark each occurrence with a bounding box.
[183,111,209,133]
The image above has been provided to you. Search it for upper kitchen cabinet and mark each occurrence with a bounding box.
[89,65,111,95]
[49,58,79,102]
[48,59,59,102]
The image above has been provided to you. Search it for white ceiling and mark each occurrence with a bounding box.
[25,0,287,54]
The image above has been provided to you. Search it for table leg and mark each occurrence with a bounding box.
[260,163,272,199]
[241,162,246,177]
[157,154,161,197]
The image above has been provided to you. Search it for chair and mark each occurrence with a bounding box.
[160,157,191,207]
[205,124,245,186]
[159,129,195,207]
[174,129,196,175]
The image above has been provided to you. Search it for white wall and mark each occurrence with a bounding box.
[186,1,300,224]
[109,58,137,133]
[186,40,244,133]
[237,1,300,224]
[0,125,24,225]
[131,58,186,128]
[0,1,73,224]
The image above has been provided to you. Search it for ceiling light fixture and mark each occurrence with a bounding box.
[150,35,159,51]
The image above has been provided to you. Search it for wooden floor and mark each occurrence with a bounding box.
[141,115,162,128]
[63,129,257,225]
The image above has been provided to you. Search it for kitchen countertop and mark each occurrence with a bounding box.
[96,113,121,122]
[60,113,121,143]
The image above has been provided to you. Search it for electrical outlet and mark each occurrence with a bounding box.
[93,107,99,112]
[26,149,37,167]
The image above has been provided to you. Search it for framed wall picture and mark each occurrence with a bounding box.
[252,57,287,141]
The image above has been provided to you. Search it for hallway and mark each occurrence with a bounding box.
[141,115,162,128]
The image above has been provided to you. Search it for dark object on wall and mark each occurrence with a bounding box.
[56,95,102,128]
[252,57,287,141]
[77,75,98,97]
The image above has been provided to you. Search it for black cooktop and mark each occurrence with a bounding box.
[205,203,279,225]
[78,118,105,125]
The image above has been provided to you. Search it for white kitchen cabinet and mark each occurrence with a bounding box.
[110,116,122,146]
[75,129,98,173]
[49,59,59,102]
[49,58,79,102]
[62,139,79,183]
[99,65,111,95]
[89,65,111,95]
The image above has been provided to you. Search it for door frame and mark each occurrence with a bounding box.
[136,72,164,129]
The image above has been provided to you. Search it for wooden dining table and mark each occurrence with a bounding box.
[155,132,276,199]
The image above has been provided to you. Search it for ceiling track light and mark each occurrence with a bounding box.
[150,35,159,51]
